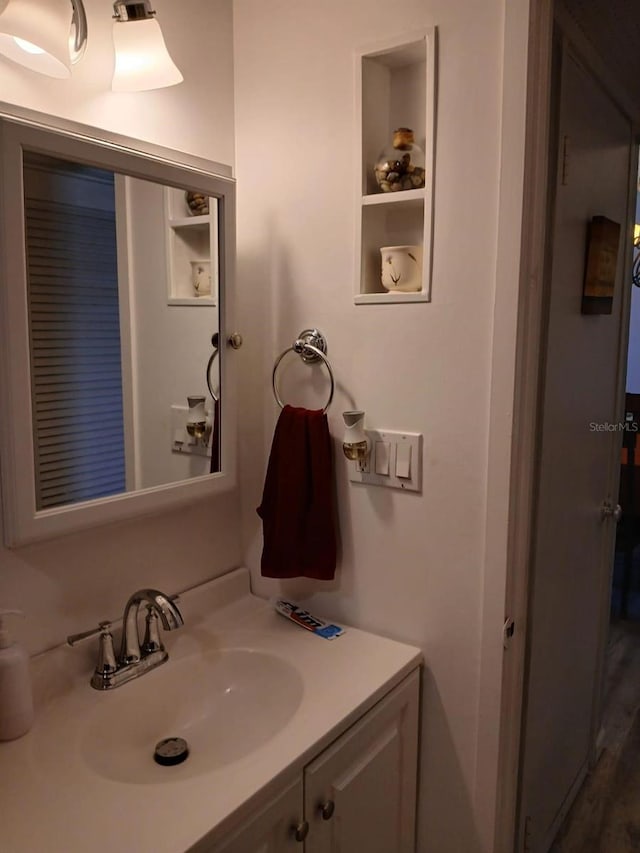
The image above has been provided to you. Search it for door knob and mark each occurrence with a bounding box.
[601,502,622,522]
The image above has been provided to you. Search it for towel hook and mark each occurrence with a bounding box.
[272,328,335,412]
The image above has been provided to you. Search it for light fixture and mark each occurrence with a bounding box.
[0,0,86,78]
[112,0,183,92]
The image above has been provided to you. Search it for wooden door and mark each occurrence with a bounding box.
[517,50,633,853]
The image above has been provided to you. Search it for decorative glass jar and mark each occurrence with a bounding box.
[185,191,209,215]
[374,128,425,193]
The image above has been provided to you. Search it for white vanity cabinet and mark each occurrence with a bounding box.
[204,670,419,853]
[210,778,303,853]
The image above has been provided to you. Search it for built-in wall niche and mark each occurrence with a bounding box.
[165,186,219,305]
[355,29,436,304]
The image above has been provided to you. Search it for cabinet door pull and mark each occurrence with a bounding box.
[320,800,335,820]
[292,820,309,842]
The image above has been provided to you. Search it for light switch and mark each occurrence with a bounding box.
[375,441,390,475]
[396,442,412,479]
[347,430,422,492]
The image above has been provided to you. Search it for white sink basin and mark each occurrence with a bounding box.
[37,647,304,785]
[82,648,303,783]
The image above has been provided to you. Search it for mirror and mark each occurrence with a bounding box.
[0,110,236,545]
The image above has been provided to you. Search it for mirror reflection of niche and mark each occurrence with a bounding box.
[22,152,220,512]
[124,176,220,489]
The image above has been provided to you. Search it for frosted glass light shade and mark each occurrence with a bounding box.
[112,18,183,92]
[0,0,74,78]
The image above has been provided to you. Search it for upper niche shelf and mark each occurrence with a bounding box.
[362,187,426,206]
[355,30,436,304]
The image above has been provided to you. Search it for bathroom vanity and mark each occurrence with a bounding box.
[208,671,419,853]
[0,569,421,852]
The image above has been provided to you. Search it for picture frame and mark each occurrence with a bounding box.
[581,215,621,315]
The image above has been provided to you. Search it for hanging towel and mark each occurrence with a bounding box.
[257,405,337,580]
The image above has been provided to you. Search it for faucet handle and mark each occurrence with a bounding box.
[142,606,164,655]
[67,620,113,646]
[141,597,180,654]
[68,622,118,690]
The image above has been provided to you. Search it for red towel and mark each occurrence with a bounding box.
[209,398,220,473]
[257,405,337,579]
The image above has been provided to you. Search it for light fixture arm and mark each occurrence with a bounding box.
[70,0,87,63]
[113,0,157,22]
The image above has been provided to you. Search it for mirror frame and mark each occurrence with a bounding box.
[0,105,237,547]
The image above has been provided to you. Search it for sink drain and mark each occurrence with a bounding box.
[154,737,189,766]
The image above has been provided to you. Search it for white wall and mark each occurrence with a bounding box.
[0,0,241,655]
[233,2,527,851]
[0,0,531,848]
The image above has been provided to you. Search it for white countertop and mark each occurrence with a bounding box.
[0,569,421,853]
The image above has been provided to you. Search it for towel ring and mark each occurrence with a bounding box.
[272,328,335,413]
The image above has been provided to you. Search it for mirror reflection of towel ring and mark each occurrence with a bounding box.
[206,332,243,402]
[272,329,335,413]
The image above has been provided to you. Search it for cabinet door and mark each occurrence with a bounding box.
[304,669,420,853]
[205,777,304,853]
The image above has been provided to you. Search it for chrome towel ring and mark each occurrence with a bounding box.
[272,328,335,413]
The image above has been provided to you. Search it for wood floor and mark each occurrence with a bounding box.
[551,620,640,852]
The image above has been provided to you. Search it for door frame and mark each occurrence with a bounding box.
[493,7,640,853]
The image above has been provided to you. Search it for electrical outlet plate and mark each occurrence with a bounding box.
[347,430,422,492]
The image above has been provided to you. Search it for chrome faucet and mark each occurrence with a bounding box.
[121,589,183,663]
[68,589,184,690]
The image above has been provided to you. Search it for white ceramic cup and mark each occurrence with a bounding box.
[380,245,423,293]
[191,260,212,297]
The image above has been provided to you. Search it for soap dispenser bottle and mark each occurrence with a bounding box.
[0,610,34,741]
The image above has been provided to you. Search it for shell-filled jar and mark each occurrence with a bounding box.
[374,128,425,193]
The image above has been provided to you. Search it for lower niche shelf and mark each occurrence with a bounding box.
[354,291,428,305]
[358,194,428,302]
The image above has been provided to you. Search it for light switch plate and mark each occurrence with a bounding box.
[348,430,422,492]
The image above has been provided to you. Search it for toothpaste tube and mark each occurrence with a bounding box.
[274,599,345,639]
